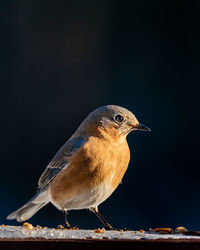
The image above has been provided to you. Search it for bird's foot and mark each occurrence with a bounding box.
[57,225,65,229]
[65,225,80,230]
[119,228,130,231]
[58,224,79,230]
[105,224,114,231]
[64,221,70,228]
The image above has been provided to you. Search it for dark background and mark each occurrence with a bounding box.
[1,1,200,230]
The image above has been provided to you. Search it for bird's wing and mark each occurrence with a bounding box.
[37,136,85,192]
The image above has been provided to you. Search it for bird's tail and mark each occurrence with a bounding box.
[7,190,49,222]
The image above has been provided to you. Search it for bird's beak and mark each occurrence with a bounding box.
[134,123,151,132]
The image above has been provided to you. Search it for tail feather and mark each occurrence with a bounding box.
[7,190,49,222]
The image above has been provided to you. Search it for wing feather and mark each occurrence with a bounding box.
[37,136,85,192]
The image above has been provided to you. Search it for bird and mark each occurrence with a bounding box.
[7,105,150,230]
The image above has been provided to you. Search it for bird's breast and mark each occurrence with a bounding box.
[50,136,130,208]
[72,136,130,189]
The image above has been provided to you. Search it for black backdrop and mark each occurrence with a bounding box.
[1,1,200,230]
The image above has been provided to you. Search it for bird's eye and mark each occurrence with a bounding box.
[114,114,124,123]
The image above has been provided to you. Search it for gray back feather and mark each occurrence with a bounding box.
[37,136,85,192]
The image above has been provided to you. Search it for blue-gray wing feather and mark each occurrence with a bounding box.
[37,136,85,192]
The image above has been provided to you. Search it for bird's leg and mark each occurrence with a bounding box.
[62,209,79,229]
[63,209,71,228]
[90,206,113,230]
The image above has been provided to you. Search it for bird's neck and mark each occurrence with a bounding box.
[75,123,127,144]
[96,126,127,144]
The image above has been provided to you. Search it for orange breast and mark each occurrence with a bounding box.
[50,136,130,206]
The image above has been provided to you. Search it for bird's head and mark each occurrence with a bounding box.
[78,105,150,139]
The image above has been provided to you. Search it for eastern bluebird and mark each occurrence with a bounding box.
[7,105,150,229]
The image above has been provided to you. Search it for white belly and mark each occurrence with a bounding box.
[50,182,114,210]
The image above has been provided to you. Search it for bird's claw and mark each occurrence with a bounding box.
[105,224,114,230]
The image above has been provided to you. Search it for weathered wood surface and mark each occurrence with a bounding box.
[1,225,200,250]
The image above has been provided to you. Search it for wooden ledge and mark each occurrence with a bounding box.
[1,238,200,250]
